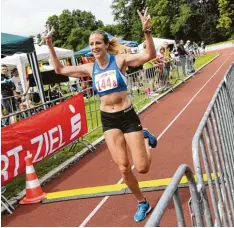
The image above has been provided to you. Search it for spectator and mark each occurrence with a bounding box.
[163,42,171,59]
[1,65,17,115]
[142,42,156,91]
[19,95,33,112]
[11,68,23,93]
[23,66,33,97]
[176,40,187,76]
[192,41,200,58]
[185,40,195,74]
[201,41,206,55]
[11,68,24,104]
[162,42,172,86]
[18,95,35,119]
[157,47,166,89]
[76,63,83,92]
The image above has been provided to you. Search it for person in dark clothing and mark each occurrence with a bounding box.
[176,40,188,76]
[201,41,206,55]
[1,65,17,114]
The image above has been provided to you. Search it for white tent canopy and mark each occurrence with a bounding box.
[1,45,76,92]
[138,37,176,53]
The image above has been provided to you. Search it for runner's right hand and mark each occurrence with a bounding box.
[44,34,53,46]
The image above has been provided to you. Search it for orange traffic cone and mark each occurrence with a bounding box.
[19,154,46,204]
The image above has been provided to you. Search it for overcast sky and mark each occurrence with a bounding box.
[1,0,114,36]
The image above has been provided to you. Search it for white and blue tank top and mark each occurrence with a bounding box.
[92,55,128,97]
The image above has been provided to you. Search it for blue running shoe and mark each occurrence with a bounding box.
[134,199,152,222]
[143,129,157,148]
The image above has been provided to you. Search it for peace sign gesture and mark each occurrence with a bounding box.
[42,26,55,46]
[137,7,151,31]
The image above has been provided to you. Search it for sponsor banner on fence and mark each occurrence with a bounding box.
[1,93,88,186]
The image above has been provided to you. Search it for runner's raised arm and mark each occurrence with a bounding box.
[45,35,92,78]
[122,8,156,67]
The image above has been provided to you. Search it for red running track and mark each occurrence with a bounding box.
[2,48,234,227]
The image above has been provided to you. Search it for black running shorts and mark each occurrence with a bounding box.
[101,105,143,133]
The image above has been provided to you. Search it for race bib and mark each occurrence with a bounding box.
[95,70,118,92]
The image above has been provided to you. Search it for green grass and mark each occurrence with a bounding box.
[168,53,218,88]
[194,53,218,69]
[3,53,218,199]
[207,40,234,47]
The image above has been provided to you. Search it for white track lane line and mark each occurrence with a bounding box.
[79,52,233,227]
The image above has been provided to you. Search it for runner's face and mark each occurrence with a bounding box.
[89,34,108,58]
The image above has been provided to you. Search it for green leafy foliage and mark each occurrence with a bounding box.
[45,9,104,50]
[111,0,147,42]
[145,0,233,43]
[103,24,122,37]
[217,0,234,36]
[42,1,234,51]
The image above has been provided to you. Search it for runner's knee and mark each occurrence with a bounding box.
[135,164,150,174]
[118,163,131,176]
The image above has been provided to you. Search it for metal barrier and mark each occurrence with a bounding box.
[192,63,234,226]
[1,186,14,214]
[225,63,234,107]
[145,63,234,227]
[145,164,204,227]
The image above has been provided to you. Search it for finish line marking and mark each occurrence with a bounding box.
[42,173,217,203]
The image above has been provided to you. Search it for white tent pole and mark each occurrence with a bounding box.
[17,56,27,92]
[70,50,76,66]
[31,52,47,106]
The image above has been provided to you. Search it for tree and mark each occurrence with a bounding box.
[187,0,226,44]
[146,0,195,40]
[103,24,122,36]
[111,0,147,42]
[170,4,192,35]
[72,9,104,31]
[36,34,42,45]
[46,15,61,46]
[65,28,91,50]
[130,0,147,42]
[111,0,133,40]
[45,9,105,50]
[146,0,227,44]
[59,10,74,45]
[217,0,234,37]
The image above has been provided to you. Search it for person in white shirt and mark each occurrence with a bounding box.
[184,40,195,74]
[11,68,23,94]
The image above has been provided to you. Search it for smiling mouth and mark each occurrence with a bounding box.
[92,49,101,54]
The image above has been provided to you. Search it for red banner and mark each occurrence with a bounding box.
[1,93,88,186]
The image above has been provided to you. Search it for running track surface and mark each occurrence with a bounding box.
[2,48,234,227]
